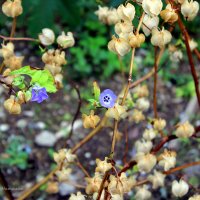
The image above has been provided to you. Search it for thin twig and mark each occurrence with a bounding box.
[0,35,38,42]
[0,169,14,200]
[153,47,158,118]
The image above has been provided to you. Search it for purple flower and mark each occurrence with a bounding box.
[31,86,48,103]
[99,89,117,108]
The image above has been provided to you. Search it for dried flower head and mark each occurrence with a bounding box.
[160,4,178,23]
[117,3,135,22]
[39,28,55,46]
[106,103,127,120]
[175,121,195,138]
[0,42,14,59]
[55,168,72,182]
[143,128,157,141]
[95,157,112,174]
[69,192,85,200]
[158,149,176,170]
[82,110,100,129]
[4,96,21,115]
[153,118,166,131]
[147,170,166,189]
[172,179,189,197]
[135,140,153,153]
[135,185,152,200]
[2,0,23,18]
[131,109,145,123]
[142,0,163,16]
[57,32,75,49]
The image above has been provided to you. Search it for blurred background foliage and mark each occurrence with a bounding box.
[0,0,199,95]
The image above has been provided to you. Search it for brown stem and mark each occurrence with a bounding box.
[10,17,17,38]
[177,17,200,107]
[76,161,91,178]
[0,169,14,200]
[153,47,158,118]
[97,172,110,200]
[0,35,38,42]
[164,161,200,175]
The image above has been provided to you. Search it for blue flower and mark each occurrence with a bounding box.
[31,86,48,103]
[99,89,117,108]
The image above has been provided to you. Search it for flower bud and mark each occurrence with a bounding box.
[175,121,194,138]
[2,0,23,18]
[107,8,120,25]
[57,32,75,49]
[129,33,145,48]
[69,192,86,200]
[117,3,135,22]
[142,14,159,36]
[108,35,131,56]
[189,39,198,51]
[151,27,172,48]
[136,98,150,111]
[147,170,166,189]
[142,0,163,16]
[0,42,14,59]
[160,4,178,23]
[135,152,157,172]
[135,185,152,200]
[4,55,24,70]
[82,110,100,129]
[105,103,126,120]
[181,0,199,21]
[39,28,55,46]
[189,194,200,200]
[158,149,176,170]
[153,118,166,131]
[135,140,153,153]
[4,97,21,114]
[131,109,145,123]
[95,157,112,174]
[172,179,189,197]
[143,128,157,140]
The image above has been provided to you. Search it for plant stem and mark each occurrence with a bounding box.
[177,16,200,107]
[0,35,38,42]
[10,17,17,38]
[153,47,158,118]
[0,169,14,200]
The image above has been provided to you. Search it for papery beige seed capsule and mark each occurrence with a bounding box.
[69,192,86,200]
[153,118,166,131]
[131,109,145,123]
[39,28,55,46]
[134,85,149,97]
[95,6,109,24]
[117,3,135,22]
[135,152,157,172]
[181,0,199,21]
[135,139,153,153]
[108,35,131,56]
[2,0,23,18]
[172,179,189,197]
[57,32,75,49]
[158,149,176,170]
[129,33,145,48]
[4,55,24,70]
[142,0,163,16]
[175,121,194,138]
[136,97,150,111]
[55,168,72,182]
[95,157,112,174]
[142,14,159,36]
[135,185,152,200]
[151,27,172,48]
[82,110,100,129]
[188,194,200,200]
[189,39,198,51]
[2,69,14,85]
[44,64,62,75]
[115,21,133,36]
[160,4,178,23]
[4,97,21,115]
[107,8,120,25]
[54,73,63,89]
[105,103,126,120]
[147,170,166,189]
[0,42,14,59]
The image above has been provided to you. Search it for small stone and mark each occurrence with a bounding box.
[84,152,91,159]
[24,110,34,117]
[73,119,83,131]
[0,124,9,132]
[59,182,75,196]
[35,131,56,147]
[35,121,46,129]
[16,119,28,128]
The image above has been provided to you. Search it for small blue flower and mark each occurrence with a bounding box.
[99,89,117,108]
[31,86,48,103]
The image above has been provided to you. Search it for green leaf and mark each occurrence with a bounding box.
[93,81,100,100]
[10,66,57,93]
